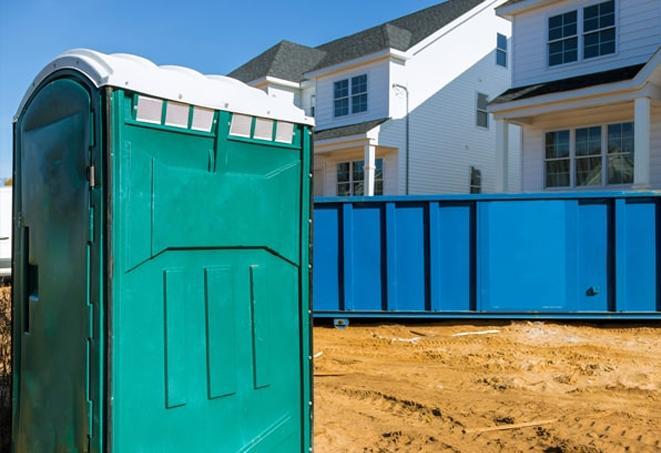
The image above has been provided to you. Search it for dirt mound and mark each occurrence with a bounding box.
[0,286,11,451]
[314,322,661,452]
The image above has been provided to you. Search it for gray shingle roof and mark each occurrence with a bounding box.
[228,41,326,83]
[229,0,485,83]
[489,64,645,105]
[314,118,389,141]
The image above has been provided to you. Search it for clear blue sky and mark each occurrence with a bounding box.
[0,0,441,178]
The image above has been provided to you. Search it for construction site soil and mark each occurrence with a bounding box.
[313,321,660,452]
[1,286,659,452]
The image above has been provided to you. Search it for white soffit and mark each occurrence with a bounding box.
[15,48,314,125]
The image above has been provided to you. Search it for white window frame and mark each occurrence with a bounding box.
[333,74,368,118]
[547,10,579,67]
[336,158,383,196]
[476,92,489,129]
[545,0,618,69]
[496,33,508,68]
[469,166,482,194]
[582,0,616,60]
[543,121,634,190]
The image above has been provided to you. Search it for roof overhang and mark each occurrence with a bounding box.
[16,49,314,125]
[304,48,409,80]
[250,76,302,90]
[490,50,661,123]
[496,0,559,19]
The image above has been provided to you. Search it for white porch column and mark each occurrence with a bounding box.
[364,140,377,196]
[495,120,509,193]
[634,96,651,189]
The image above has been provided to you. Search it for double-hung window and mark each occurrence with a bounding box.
[545,130,571,187]
[607,122,634,184]
[583,0,615,59]
[476,93,489,128]
[470,166,482,194]
[575,126,602,186]
[336,158,383,196]
[496,33,507,67]
[548,1,616,67]
[548,11,578,66]
[545,122,634,188]
[334,74,368,117]
[334,80,349,117]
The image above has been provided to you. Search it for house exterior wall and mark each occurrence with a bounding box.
[379,0,521,194]
[265,84,301,108]
[520,102,661,191]
[313,60,391,131]
[511,0,661,86]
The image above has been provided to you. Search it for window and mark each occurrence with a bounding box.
[470,166,482,194]
[351,75,368,113]
[545,130,571,188]
[310,94,316,117]
[545,122,634,189]
[607,122,634,184]
[476,93,489,128]
[548,10,578,66]
[496,33,507,67]
[575,126,602,186]
[584,0,615,59]
[334,74,368,117]
[334,80,349,117]
[336,159,383,196]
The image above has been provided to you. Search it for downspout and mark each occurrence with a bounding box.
[392,84,410,194]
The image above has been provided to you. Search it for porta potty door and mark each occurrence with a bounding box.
[109,90,311,451]
[12,77,102,452]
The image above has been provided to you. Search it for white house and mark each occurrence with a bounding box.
[229,0,521,196]
[489,0,661,192]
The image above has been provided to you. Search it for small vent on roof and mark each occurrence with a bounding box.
[253,118,274,141]
[136,96,163,124]
[165,101,189,128]
[229,114,252,137]
[191,107,214,132]
[275,122,294,144]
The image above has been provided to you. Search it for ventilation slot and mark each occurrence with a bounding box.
[229,114,252,137]
[136,96,163,124]
[165,102,189,128]
[275,122,294,144]
[253,118,274,141]
[191,107,215,132]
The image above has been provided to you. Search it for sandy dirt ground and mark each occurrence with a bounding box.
[2,286,659,452]
[314,322,661,453]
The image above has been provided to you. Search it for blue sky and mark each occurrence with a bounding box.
[0,0,441,178]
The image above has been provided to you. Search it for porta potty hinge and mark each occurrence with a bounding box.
[87,165,96,188]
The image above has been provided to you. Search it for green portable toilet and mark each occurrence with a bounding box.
[11,49,314,452]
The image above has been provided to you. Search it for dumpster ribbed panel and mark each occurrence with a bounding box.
[313,193,661,319]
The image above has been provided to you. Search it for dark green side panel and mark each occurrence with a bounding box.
[110,90,311,452]
[12,78,103,452]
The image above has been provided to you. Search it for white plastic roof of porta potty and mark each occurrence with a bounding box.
[14,49,314,126]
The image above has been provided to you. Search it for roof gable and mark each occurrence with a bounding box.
[228,40,326,84]
[229,0,486,83]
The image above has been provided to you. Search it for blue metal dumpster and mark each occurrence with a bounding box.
[313,192,661,320]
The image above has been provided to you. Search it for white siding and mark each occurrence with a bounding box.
[512,0,661,86]
[313,61,390,131]
[378,0,521,194]
[520,102,661,191]
[265,84,301,108]
[648,102,661,187]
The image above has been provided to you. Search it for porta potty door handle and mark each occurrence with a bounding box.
[23,226,39,333]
